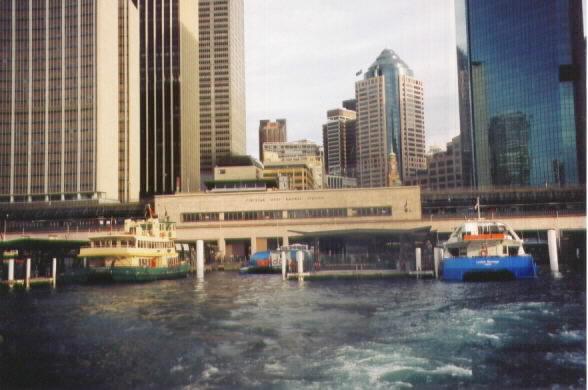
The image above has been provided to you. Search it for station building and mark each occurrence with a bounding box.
[155,186,433,270]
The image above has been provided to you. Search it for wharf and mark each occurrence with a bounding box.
[286,269,428,281]
[1,277,54,288]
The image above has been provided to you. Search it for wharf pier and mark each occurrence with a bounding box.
[286,269,433,281]
[0,238,87,289]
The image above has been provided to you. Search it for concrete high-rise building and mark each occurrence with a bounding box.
[0,1,139,203]
[363,49,413,182]
[357,49,426,186]
[355,76,388,187]
[398,75,426,179]
[322,108,357,178]
[199,0,245,177]
[139,0,199,196]
[456,0,586,187]
[258,119,287,161]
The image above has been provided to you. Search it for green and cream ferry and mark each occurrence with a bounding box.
[78,216,189,282]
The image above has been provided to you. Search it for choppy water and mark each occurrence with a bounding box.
[0,270,585,389]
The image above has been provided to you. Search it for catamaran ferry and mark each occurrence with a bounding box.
[78,212,189,282]
[441,220,537,281]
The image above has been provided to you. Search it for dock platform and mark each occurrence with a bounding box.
[1,277,54,287]
[286,270,427,281]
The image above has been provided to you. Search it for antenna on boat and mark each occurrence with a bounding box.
[474,197,481,221]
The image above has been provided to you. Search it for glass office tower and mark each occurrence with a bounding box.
[456,0,586,187]
[363,49,424,183]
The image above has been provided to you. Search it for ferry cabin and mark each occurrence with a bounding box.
[446,222,525,258]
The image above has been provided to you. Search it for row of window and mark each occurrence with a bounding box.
[181,206,394,223]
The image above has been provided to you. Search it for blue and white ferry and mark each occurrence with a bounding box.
[441,220,537,281]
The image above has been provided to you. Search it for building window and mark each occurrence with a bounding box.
[182,212,220,223]
[287,208,347,219]
[351,207,392,217]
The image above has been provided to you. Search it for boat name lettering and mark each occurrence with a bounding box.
[476,260,499,266]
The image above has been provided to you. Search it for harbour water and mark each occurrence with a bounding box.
[0,269,585,388]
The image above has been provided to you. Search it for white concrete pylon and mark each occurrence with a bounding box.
[281,251,287,281]
[7,258,14,282]
[196,240,204,280]
[26,258,31,289]
[52,258,57,288]
[296,250,304,280]
[433,248,441,279]
[415,248,422,272]
[547,229,559,273]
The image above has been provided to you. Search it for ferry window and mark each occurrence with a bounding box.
[503,246,508,255]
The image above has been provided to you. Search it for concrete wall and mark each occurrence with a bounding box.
[214,165,262,181]
[95,1,120,202]
[179,0,200,192]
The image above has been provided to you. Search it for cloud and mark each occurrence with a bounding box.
[245,0,460,158]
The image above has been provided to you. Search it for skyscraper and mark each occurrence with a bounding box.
[139,0,199,195]
[398,74,426,179]
[199,0,245,177]
[357,49,425,186]
[322,108,357,178]
[0,1,139,203]
[456,0,586,187]
[355,76,388,187]
[258,119,287,162]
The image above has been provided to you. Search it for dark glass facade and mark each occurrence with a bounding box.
[139,0,182,196]
[456,0,586,187]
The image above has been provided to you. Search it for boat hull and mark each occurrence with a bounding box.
[441,255,537,282]
[111,264,190,282]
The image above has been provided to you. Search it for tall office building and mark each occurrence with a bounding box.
[259,119,287,162]
[358,49,426,185]
[199,0,245,177]
[398,75,426,179]
[0,1,139,203]
[456,0,586,187]
[139,0,199,196]
[355,76,388,187]
[322,108,357,178]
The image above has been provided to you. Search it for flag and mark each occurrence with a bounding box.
[355,69,363,76]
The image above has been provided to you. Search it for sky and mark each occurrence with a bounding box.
[244,0,460,159]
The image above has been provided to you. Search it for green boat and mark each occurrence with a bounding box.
[111,263,190,282]
[78,210,190,283]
